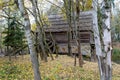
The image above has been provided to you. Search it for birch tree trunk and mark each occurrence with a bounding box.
[92,7,104,80]
[101,0,112,80]
[30,0,47,62]
[92,0,112,80]
[17,0,41,80]
[92,1,103,79]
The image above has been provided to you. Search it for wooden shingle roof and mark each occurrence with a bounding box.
[44,10,94,32]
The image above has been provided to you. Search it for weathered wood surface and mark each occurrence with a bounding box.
[45,10,94,43]
[44,10,95,55]
[46,31,93,43]
[57,43,91,56]
[45,10,93,32]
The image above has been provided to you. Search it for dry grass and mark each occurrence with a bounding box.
[0,55,120,80]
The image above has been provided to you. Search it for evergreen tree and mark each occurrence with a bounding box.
[3,16,25,51]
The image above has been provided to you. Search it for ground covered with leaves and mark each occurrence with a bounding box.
[0,55,120,80]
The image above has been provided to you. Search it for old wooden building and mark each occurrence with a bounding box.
[44,10,95,56]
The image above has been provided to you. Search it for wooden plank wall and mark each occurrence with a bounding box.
[45,10,94,44]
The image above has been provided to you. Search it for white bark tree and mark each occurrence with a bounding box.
[17,0,41,80]
[92,0,112,80]
[92,0,103,78]
[30,0,47,62]
[101,0,112,80]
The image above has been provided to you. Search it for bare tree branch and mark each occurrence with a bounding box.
[0,15,24,27]
[45,0,65,13]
